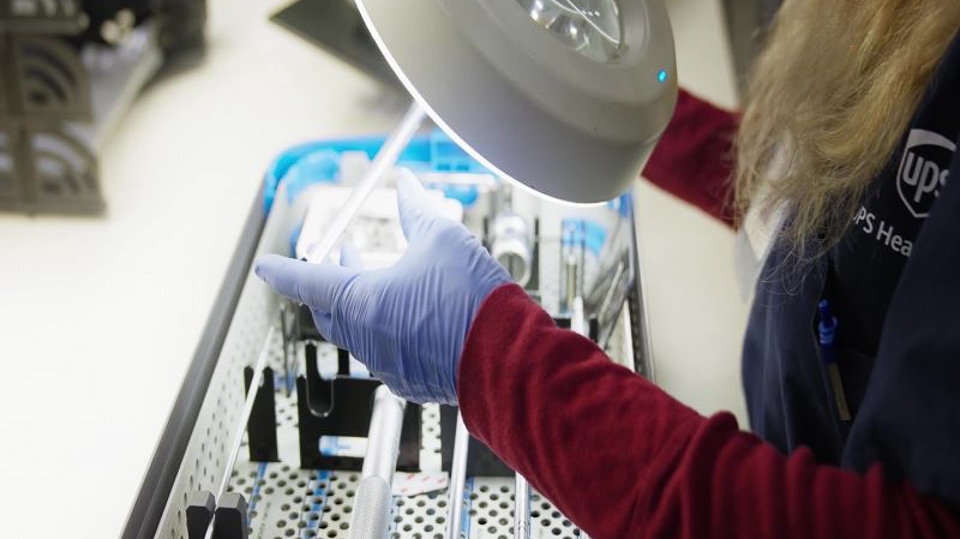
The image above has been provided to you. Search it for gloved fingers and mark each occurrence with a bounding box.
[339,241,364,269]
[255,253,358,310]
[397,169,440,243]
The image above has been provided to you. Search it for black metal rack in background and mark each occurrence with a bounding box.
[0,0,206,215]
[270,0,400,89]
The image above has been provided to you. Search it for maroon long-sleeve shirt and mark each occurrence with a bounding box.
[642,89,739,226]
[458,285,960,539]
[455,91,960,538]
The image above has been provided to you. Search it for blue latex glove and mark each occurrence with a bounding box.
[254,172,511,404]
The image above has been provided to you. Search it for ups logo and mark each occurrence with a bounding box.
[897,129,956,219]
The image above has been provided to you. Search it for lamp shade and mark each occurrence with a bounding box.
[356,0,677,203]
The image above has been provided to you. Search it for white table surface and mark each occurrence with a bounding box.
[0,1,748,537]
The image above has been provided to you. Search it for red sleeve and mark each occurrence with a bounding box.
[642,89,739,226]
[457,284,960,539]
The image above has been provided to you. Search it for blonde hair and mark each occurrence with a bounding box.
[735,0,960,253]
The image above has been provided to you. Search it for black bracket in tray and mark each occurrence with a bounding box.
[243,366,279,462]
[296,341,421,471]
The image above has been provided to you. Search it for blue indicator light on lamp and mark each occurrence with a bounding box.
[657,69,668,84]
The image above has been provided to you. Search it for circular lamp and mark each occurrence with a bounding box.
[355,0,678,203]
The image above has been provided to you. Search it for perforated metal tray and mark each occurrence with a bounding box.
[123,167,654,539]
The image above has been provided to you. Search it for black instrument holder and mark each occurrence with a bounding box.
[296,341,421,471]
[243,366,279,462]
[185,491,215,539]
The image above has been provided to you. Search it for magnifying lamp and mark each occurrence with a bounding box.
[305,0,676,261]
[356,0,678,204]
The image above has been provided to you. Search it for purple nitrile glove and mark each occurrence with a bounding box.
[255,171,511,404]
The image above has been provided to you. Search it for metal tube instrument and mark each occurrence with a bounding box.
[446,413,470,539]
[349,385,407,539]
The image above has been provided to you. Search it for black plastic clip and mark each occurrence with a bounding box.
[186,491,215,539]
[243,366,279,462]
[185,491,249,539]
[213,492,248,539]
[296,341,421,471]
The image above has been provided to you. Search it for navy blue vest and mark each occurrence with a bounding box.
[743,30,960,508]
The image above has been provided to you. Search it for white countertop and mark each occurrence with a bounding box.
[0,1,748,537]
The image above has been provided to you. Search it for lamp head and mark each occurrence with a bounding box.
[356,0,677,204]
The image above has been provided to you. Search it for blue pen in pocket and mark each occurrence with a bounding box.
[818,300,851,421]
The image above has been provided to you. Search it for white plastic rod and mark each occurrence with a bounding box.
[217,326,277,499]
[446,413,470,539]
[203,326,278,539]
[349,385,407,539]
[305,102,426,263]
[571,296,588,337]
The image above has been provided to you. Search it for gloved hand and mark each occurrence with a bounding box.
[254,172,512,404]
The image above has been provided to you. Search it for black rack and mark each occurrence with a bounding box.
[0,0,205,214]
